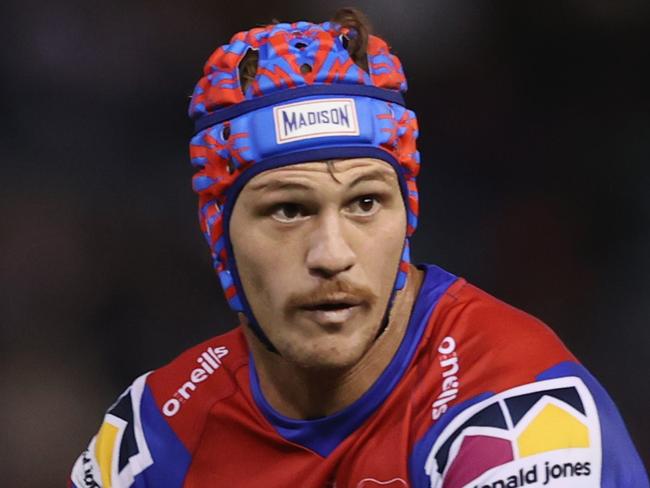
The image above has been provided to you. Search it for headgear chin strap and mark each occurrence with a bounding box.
[189,20,420,352]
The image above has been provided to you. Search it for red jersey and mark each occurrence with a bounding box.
[70,265,648,487]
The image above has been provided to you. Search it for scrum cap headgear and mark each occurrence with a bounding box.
[188,15,420,351]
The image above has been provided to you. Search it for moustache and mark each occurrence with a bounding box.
[284,280,378,313]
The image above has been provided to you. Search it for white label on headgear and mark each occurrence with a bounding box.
[273,98,360,144]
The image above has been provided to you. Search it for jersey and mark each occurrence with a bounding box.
[70,264,648,487]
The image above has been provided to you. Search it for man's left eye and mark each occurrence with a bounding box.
[346,196,380,216]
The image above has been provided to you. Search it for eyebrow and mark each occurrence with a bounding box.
[247,180,313,192]
[348,169,394,188]
[248,168,395,193]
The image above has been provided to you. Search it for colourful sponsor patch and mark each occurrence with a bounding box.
[95,418,122,487]
[424,377,601,487]
[71,373,154,488]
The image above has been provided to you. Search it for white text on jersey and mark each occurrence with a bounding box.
[162,346,229,416]
[432,336,461,420]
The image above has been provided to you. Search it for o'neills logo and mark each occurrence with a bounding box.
[432,336,461,420]
[162,346,229,417]
[273,98,360,144]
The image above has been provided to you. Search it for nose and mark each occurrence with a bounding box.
[305,210,356,279]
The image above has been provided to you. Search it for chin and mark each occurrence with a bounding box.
[280,338,369,372]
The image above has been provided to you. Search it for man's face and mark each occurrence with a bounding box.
[229,158,406,371]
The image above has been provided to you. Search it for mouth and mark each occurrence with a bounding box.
[298,295,363,325]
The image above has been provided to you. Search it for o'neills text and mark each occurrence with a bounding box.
[162,346,229,417]
[432,336,461,420]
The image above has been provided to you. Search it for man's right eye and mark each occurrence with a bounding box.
[270,203,309,223]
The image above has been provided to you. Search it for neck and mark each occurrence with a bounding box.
[243,265,424,419]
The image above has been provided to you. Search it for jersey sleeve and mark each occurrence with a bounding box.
[69,372,191,488]
[408,281,648,488]
[68,331,244,488]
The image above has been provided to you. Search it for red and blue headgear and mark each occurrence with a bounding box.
[188,20,420,351]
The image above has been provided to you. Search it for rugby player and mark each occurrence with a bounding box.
[70,8,648,487]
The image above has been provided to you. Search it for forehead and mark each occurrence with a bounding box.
[244,158,399,191]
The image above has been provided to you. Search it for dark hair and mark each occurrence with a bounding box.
[332,7,371,72]
[238,7,372,93]
[238,49,259,93]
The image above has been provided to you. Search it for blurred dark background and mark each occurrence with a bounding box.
[1,0,648,484]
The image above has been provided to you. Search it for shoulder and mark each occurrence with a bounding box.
[408,267,649,488]
[147,327,248,432]
[412,271,578,423]
[423,273,576,387]
[70,327,249,488]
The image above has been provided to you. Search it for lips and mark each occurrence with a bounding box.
[300,295,362,310]
[297,294,363,325]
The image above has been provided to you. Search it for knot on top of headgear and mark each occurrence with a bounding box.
[188,21,407,121]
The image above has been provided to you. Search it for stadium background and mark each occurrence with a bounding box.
[1,0,648,484]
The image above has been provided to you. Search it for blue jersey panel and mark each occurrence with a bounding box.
[134,385,192,487]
